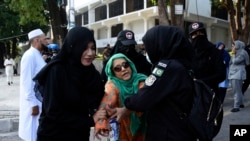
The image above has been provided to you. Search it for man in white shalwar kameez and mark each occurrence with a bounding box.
[4,54,15,85]
[19,29,47,141]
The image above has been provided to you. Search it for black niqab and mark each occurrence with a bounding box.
[191,35,212,58]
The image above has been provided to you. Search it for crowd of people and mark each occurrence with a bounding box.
[10,22,249,141]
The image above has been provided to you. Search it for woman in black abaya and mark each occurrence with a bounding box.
[34,27,105,141]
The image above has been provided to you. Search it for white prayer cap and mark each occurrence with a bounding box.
[28,29,44,40]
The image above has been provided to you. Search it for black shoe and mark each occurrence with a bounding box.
[240,105,245,108]
[8,82,10,85]
[11,82,13,84]
[231,108,240,112]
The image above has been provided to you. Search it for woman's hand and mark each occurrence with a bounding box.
[31,105,39,116]
[94,128,109,140]
[106,104,131,123]
[93,107,109,140]
[231,46,236,55]
[93,107,107,123]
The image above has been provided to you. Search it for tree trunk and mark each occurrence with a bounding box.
[6,41,10,56]
[170,0,184,29]
[241,0,250,44]
[236,1,242,38]
[158,0,170,25]
[12,38,17,58]
[226,0,238,41]
[47,0,67,46]
[0,42,5,68]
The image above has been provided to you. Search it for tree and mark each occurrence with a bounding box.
[151,0,184,28]
[3,0,50,42]
[212,0,250,44]
[47,0,68,45]
[157,0,170,25]
[6,0,68,45]
[0,0,21,67]
[0,0,68,68]
[7,0,48,25]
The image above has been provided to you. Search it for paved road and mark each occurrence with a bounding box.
[0,70,22,141]
[0,68,249,141]
[213,87,250,141]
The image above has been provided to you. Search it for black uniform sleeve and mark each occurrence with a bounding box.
[124,60,191,112]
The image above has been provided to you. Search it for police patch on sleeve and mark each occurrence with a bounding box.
[145,75,157,86]
[152,67,164,77]
[158,62,167,68]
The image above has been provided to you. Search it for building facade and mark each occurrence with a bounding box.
[74,0,231,49]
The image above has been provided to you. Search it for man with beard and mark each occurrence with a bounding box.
[189,22,226,105]
[19,29,47,141]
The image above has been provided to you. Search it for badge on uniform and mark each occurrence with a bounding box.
[152,67,164,77]
[145,75,157,86]
[158,62,167,68]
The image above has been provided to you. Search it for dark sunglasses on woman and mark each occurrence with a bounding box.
[113,62,130,72]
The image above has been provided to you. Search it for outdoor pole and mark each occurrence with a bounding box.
[68,0,75,30]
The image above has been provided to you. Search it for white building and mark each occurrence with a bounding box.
[73,0,231,49]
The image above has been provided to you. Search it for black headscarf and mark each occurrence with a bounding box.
[142,25,194,69]
[109,40,138,60]
[34,27,99,89]
[56,27,96,64]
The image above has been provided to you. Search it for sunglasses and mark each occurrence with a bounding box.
[113,62,130,72]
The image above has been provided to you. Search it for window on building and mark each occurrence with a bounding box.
[109,0,123,18]
[83,12,88,25]
[155,19,159,25]
[133,0,144,10]
[126,0,144,13]
[95,5,107,21]
[211,5,228,20]
[111,24,123,37]
[75,14,82,26]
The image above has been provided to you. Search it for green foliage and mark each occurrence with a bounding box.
[150,0,157,5]
[0,0,20,42]
[0,0,50,43]
[6,0,48,26]
[150,0,170,7]
[210,0,225,8]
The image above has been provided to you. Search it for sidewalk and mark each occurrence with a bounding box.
[0,68,249,141]
[214,87,250,141]
[0,68,21,141]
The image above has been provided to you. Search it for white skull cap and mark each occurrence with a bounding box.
[28,29,44,40]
